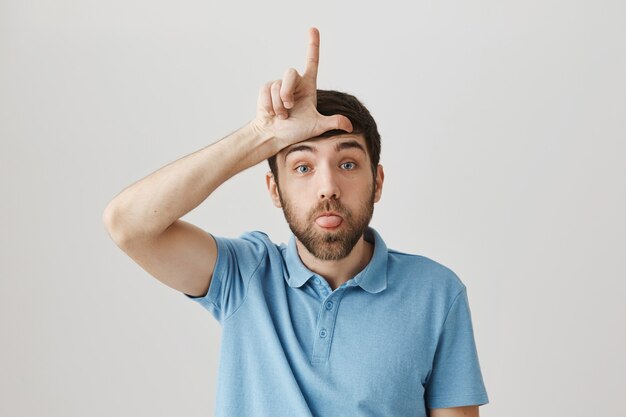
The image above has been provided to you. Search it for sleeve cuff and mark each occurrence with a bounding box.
[426,392,489,409]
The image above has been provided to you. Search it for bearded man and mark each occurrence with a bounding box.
[103,27,489,417]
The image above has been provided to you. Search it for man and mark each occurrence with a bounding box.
[103,27,489,417]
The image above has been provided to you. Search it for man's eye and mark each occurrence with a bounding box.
[340,162,356,170]
[295,165,310,173]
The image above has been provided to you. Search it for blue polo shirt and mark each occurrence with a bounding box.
[185,227,489,416]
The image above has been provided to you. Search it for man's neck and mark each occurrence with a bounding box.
[295,236,374,291]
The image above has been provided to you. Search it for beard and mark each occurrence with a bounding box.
[279,188,375,261]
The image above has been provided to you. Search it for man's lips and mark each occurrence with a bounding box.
[315,212,343,228]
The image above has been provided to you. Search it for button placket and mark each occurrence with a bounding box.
[312,275,330,298]
[311,288,346,365]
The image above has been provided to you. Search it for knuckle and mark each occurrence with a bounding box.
[280,90,292,101]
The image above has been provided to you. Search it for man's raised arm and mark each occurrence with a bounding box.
[102,27,352,297]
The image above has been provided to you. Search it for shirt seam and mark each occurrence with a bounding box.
[427,391,488,399]
[438,286,466,336]
[205,233,225,314]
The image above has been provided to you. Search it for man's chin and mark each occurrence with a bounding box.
[302,234,359,261]
[311,249,351,262]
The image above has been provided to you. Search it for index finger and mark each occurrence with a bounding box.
[303,27,320,80]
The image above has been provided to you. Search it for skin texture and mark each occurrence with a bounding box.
[430,405,480,417]
[104,27,482,416]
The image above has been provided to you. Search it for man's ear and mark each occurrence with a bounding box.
[266,172,283,208]
[374,164,384,203]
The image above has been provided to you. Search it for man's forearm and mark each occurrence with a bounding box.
[103,121,275,243]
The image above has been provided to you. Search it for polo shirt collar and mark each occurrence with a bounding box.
[284,226,388,294]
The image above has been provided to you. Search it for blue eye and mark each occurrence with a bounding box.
[295,165,310,173]
[340,162,356,170]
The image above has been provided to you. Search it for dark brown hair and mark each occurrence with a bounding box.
[268,89,381,184]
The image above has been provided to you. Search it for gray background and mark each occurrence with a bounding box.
[1,0,625,416]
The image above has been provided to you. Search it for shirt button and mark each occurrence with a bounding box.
[319,329,327,338]
[314,277,321,284]
[325,301,333,310]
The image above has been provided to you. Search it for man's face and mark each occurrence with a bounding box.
[267,133,384,261]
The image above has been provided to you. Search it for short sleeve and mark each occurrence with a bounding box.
[425,287,489,409]
[184,232,268,323]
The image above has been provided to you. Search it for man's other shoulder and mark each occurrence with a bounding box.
[386,247,466,294]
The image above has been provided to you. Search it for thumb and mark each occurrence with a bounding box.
[317,114,354,135]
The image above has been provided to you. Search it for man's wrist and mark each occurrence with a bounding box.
[245,118,281,158]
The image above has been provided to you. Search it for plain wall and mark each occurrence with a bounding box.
[1,0,625,416]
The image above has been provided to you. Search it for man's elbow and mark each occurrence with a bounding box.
[102,204,132,245]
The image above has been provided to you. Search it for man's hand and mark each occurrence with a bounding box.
[251,27,353,151]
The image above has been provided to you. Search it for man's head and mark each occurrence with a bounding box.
[267,89,381,184]
[266,89,384,261]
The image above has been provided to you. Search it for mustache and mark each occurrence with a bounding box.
[308,199,350,220]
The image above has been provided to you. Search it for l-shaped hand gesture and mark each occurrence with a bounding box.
[252,27,354,150]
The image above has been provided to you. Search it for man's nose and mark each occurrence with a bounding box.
[316,165,341,200]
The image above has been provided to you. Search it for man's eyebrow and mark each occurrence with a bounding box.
[335,140,366,154]
[284,144,316,160]
[283,140,366,162]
